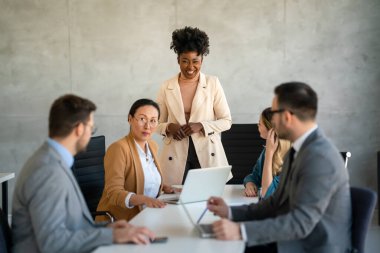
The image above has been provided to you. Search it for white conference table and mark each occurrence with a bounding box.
[93,185,257,253]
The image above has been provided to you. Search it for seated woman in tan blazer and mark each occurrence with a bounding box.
[96,99,176,221]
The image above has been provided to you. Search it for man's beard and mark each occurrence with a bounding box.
[273,121,291,141]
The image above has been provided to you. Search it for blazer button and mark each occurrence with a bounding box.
[169,157,172,160]
[211,153,215,156]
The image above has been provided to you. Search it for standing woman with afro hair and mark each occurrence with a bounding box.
[156,26,232,185]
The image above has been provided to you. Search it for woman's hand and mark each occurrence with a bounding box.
[143,197,166,208]
[167,123,186,140]
[266,129,279,154]
[181,122,204,136]
[130,195,166,208]
[244,182,258,197]
[162,184,182,194]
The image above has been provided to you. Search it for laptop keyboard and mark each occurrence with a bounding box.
[199,224,214,234]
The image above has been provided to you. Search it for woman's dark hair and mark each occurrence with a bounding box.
[170,26,210,56]
[128,98,160,118]
[49,94,96,138]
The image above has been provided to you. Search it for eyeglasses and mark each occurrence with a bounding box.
[85,123,97,135]
[269,109,286,115]
[90,125,97,135]
[269,109,293,116]
[134,116,158,128]
[76,122,97,135]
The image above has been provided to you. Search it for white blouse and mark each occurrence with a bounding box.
[125,141,162,208]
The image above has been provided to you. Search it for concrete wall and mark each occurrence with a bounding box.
[1,0,379,213]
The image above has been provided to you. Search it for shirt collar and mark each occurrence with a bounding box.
[292,124,318,155]
[134,140,151,156]
[47,138,74,168]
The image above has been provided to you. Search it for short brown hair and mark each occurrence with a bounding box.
[49,94,96,138]
[274,82,317,121]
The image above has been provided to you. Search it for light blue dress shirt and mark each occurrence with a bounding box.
[47,138,74,169]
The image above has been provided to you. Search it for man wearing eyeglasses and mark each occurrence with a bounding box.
[207,82,352,253]
[12,94,155,253]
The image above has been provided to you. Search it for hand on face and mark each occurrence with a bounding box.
[265,128,279,154]
[212,219,242,241]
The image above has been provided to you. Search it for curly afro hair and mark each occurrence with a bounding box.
[170,26,210,56]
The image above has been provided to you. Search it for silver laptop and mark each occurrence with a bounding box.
[162,165,232,204]
[181,202,215,238]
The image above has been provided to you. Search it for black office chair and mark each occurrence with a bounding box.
[72,135,114,222]
[377,151,380,226]
[0,207,11,253]
[341,151,352,168]
[222,124,265,184]
[350,186,377,253]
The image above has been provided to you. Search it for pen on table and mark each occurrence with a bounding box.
[196,207,208,224]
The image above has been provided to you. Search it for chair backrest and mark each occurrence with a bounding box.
[221,124,265,184]
[377,151,380,226]
[0,207,11,253]
[350,186,377,253]
[72,135,106,217]
[340,151,352,168]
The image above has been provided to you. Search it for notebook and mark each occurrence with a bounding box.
[161,165,232,204]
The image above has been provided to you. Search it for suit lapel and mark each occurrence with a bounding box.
[166,75,187,124]
[189,73,207,122]
[277,151,294,206]
[48,144,94,223]
[63,164,94,223]
[148,140,162,178]
[277,129,320,206]
[126,134,145,197]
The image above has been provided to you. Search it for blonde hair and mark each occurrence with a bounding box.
[260,108,292,175]
[272,139,291,175]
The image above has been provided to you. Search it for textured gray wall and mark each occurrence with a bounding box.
[1,0,380,213]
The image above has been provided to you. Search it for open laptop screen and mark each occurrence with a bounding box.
[163,165,232,204]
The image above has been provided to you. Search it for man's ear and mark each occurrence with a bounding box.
[75,122,85,137]
[284,111,293,125]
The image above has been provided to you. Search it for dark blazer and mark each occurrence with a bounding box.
[12,142,113,253]
[231,128,352,253]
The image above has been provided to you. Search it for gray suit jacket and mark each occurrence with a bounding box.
[12,142,113,253]
[232,128,352,253]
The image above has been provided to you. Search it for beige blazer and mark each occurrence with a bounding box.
[96,134,163,221]
[156,72,232,185]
